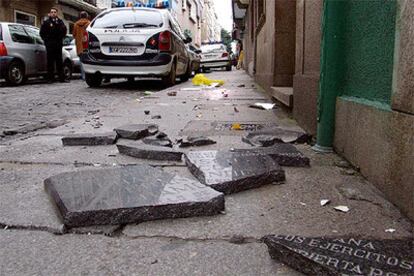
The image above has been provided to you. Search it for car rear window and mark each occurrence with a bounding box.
[201,44,226,53]
[91,9,163,29]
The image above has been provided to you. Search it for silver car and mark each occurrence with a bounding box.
[63,35,81,72]
[0,22,73,85]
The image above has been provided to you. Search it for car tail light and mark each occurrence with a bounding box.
[0,42,7,56]
[222,52,229,58]
[82,32,89,51]
[159,31,171,52]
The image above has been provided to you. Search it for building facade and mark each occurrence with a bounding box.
[233,0,414,221]
[0,0,101,32]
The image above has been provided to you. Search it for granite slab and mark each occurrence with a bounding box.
[44,165,224,227]
[262,235,414,276]
[114,124,158,140]
[117,140,183,161]
[233,144,310,167]
[184,150,285,194]
[62,132,117,146]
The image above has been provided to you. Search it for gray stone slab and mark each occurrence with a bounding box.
[62,132,117,146]
[142,137,173,148]
[114,124,158,140]
[117,140,183,161]
[179,136,217,148]
[44,165,224,227]
[184,150,285,194]
[262,235,414,276]
[233,144,310,167]
[243,127,310,145]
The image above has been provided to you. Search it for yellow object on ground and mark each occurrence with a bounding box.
[231,123,242,130]
[192,74,225,87]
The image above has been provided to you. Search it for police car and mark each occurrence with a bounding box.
[80,7,192,87]
[200,42,232,72]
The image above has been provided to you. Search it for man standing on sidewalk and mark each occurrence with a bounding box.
[72,11,90,80]
[40,7,68,83]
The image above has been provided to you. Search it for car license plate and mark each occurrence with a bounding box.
[109,47,138,54]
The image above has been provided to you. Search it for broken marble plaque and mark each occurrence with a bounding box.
[44,165,224,227]
[262,235,414,276]
[114,124,158,140]
[243,127,310,146]
[117,140,183,161]
[62,132,117,146]
[184,150,285,194]
[232,144,310,167]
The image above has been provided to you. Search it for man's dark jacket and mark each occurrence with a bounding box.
[40,17,67,46]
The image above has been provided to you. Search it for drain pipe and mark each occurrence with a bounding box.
[313,0,346,153]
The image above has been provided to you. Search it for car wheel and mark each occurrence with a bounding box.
[63,61,72,81]
[85,73,102,88]
[180,62,192,82]
[5,60,25,86]
[162,62,176,87]
[226,65,232,71]
[127,76,135,83]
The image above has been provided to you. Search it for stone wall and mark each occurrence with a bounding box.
[334,98,414,221]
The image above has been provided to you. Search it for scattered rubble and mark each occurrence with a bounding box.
[178,136,217,148]
[114,124,158,140]
[243,127,310,145]
[334,205,350,213]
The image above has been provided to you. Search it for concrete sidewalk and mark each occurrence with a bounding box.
[0,70,412,275]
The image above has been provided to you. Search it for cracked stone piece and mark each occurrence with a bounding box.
[142,137,173,148]
[179,136,217,148]
[44,165,224,227]
[243,127,310,145]
[117,140,183,161]
[62,132,117,146]
[262,235,414,276]
[114,124,158,140]
[184,150,285,194]
[232,144,310,167]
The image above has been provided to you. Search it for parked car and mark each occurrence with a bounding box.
[81,7,192,87]
[63,35,81,72]
[200,43,232,72]
[0,22,73,85]
[187,44,201,74]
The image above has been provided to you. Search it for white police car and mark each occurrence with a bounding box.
[200,42,232,72]
[80,7,192,87]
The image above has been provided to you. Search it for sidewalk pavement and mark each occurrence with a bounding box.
[0,70,412,275]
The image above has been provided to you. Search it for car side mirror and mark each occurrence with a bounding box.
[184,37,192,44]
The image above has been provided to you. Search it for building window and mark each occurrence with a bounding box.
[14,10,37,26]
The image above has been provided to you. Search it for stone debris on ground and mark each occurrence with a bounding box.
[184,150,285,194]
[62,132,118,146]
[333,206,350,213]
[262,235,414,276]
[142,137,173,148]
[44,165,224,227]
[117,139,183,161]
[114,124,159,140]
[242,127,310,145]
[178,136,217,148]
[232,144,310,167]
[320,199,330,206]
[151,115,162,119]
